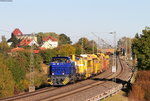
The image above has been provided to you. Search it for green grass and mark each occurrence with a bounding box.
[101,91,128,101]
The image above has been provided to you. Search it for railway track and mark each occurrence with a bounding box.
[0,56,131,101]
[39,56,124,101]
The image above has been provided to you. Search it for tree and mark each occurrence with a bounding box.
[0,43,9,52]
[73,44,82,55]
[75,37,97,54]
[40,49,57,64]
[0,54,15,97]
[8,58,25,80]
[118,37,133,56]
[37,35,43,45]
[0,36,9,52]
[36,32,58,44]
[1,36,6,42]
[56,44,75,56]
[132,27,150,70]
[0,62,15,97]
[58,34,72,45]
[34,54,43,71]
[8,34,19,47]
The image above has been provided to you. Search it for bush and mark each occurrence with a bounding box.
[129,71,150,101]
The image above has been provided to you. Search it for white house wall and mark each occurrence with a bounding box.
[29,40,39,46]
[41,40,58,49]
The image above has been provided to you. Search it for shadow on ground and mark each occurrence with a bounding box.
[35,83,52,90]
[92,78,132,97]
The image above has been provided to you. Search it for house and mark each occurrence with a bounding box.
[11,28,38,42]
[19,39,39,47]
[41,36,58,49]
[12,28,23,36]
[17,34,38,42]
[7,42,13,47]
[9,28,58,49]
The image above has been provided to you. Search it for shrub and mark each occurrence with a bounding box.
[129,71,150,101]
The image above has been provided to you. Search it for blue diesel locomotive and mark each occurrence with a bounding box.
[48,56,76,85]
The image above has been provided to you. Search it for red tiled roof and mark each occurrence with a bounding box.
[11,47,24,52]
[34,50,40,54]
[42,36,58,42]
[12,28,23,36]
[39,47,46,50]
[19,39,32,46]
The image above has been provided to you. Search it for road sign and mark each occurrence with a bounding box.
[112,66,116,72]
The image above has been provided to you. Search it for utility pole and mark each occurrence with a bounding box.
[110,32,116,68]
[29,33,35,92]
[92,40,94,54]
[110,32,116,82]
[91,32,99,54]
[91,32,112,54]
[129,38,133,68]
[81,37,84,54]
[97,37,100,53]
[126,38,128,61]
[113,31,117,87]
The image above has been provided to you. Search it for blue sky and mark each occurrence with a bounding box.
[0,0,150,43]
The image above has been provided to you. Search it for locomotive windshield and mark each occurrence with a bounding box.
[51,57,71,63]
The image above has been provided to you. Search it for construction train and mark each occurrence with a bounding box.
[47,53,110,85]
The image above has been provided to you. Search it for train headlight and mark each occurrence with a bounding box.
[52,72,54,75]
[62,72,64,75]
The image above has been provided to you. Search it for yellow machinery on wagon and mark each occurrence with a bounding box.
[71,54,105,79]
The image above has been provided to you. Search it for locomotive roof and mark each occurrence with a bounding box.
[52,57,71,59]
